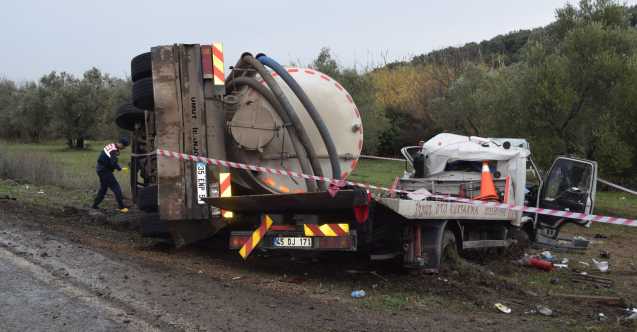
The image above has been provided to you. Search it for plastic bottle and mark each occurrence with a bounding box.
[351,290,366,298]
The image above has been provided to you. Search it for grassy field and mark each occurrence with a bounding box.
[0,140,131,209]
[0,140,636,219]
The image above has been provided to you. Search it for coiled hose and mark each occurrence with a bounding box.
[256,54,342,180]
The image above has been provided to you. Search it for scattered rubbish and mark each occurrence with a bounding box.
[550,293,623,306]
[536,305,553,316]
[37,190,45,194]
[597,313,608,321]
[231,276,242,280]
[495,303,511,314]
[570,271,613,288]
[550,277,560,285]
[540,251,554,261]
[592,259,609,273]
[554,264,568,269]
[197,270,203,274]
[599,250,610,259]
[351,290,366,299]
[625,308,637,320]
[594,234,608,239]
[527,257,554,271]
[572,236,589,248]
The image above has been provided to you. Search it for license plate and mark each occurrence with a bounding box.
[272,237,312,248]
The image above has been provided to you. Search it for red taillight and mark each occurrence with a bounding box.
[229,235,249,249]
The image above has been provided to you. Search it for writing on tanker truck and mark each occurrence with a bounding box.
[115,42,598,271]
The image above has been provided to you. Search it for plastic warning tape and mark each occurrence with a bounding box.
[156,149,637,227]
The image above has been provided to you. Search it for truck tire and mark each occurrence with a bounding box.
[115,103,145,131]
[132,77,154,111]
[131,52,151,82]
[137,185,158,212]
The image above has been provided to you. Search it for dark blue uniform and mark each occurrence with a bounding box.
[92,143,125,209]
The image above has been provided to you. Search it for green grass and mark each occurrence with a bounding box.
[1,140,131,192]
[348,158,406,187]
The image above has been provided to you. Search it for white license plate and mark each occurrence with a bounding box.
[272,237,312,248]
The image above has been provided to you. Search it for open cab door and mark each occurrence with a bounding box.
[535,156,598,239]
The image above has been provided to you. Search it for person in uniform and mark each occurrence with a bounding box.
[91,138,129,212]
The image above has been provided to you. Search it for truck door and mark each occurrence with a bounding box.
[536,156,598,237]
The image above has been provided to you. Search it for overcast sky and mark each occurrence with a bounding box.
[2,0,635,82]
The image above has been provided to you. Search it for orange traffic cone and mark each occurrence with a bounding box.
[473,161,499,201]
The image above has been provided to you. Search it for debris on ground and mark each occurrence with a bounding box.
[572,236,590,248]
[536,305,553,316]
[494,303,511,314]
[594,233,608,239]
[527,257,554,271]
[599,250,610,259]
[592,259,609,273]
[597,312,608,321]
[570,271,614,288]
[550,293,624,306]
[625,308,637,320]
[540,251,554,261]
[351,290,366,299]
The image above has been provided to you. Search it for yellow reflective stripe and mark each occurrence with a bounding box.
[303,224,314,236]
[319,224,337,236]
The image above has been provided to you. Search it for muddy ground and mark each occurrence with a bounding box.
[0,199,636,331]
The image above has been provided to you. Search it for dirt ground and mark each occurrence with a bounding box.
[0,199,636,331]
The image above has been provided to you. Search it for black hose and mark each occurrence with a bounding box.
[256,54,341,180]
[240,54,327,190]
[225,76,318,192]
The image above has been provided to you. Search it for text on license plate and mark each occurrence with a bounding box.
[273,237,312,248]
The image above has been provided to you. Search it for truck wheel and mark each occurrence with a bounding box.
[137,185,158,212]
[132,77,154,111]
[115,103,145,131]
[131,52,151,82]
[441,230,460,265]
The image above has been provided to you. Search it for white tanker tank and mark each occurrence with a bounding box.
[225,54,364,194]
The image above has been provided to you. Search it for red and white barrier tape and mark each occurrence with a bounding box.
[156,149,637,227]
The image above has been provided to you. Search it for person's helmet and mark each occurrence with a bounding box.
[119,137,130,147]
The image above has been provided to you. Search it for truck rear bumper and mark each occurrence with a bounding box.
[229,230,357,251]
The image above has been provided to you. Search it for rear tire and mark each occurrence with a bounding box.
[132,77,154,110]
[131,52,151,82]
[137,185,158,212]
[115,103,145,131]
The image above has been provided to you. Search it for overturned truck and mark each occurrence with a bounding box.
[116,43,598,271]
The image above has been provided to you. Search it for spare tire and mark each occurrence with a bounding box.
[131,52,151,82]
[132,77,154,110]
[137,184,158,212]
[115,103,145,131]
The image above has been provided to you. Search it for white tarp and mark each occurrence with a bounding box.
[421,133,531,224]
[422,133,530,175]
